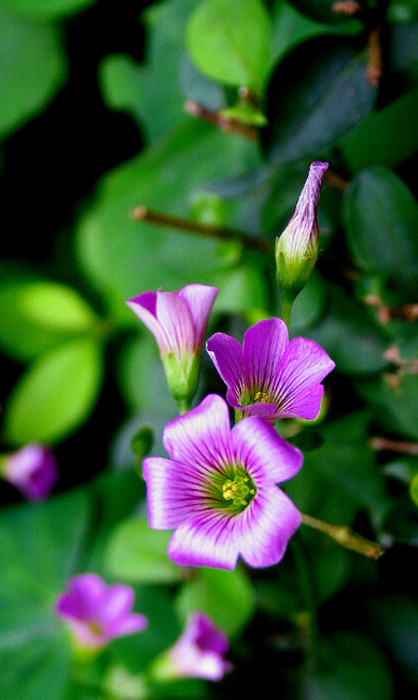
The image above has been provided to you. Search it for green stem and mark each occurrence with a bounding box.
[176,398,191,415]
[281,294,293,327]
[301,513,384,559]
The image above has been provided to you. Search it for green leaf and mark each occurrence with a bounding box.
[0,6,66,138]
[304,631,393,700]
[388,0,418,22]
[308,285,389,375]
[105,516,185,584]
[288,411,391,521]
[357,374,418,441]
[213,264,270,319]
[2,338,103,445]
[270,0,362,66]
[263,37,377,164]
[0,278,99,361]
[186,0,271,94]
[409,470,418,507]
[0,490,89,700]
[131,426,154,463]
[343,167,418,294]
[175,566,256,636]
[0,0,97,18]
[76,119,261,310]
[368,595,418,682]
[340,88,418,171]
[99,0,205,143]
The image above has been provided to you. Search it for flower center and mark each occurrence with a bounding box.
[86,621,104,636]
[254,391,270,403]
[222,473,256,509]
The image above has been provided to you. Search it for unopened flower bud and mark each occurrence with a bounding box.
[275,162,328,317]
[127,285,219,414]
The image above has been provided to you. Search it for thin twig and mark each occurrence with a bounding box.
[370,436,418,456]
[185,100,259,140]
[367,24,383,86]
[130,205,271,253]
[332,1,361,15]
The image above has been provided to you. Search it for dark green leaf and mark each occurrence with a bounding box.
[263,36,377,163]
[368,595,418,682]
[304,631,393,700]
[357,374,418,441]
[288,411,391,521]
[340,88,418,171]
[343,167,418,293]
[308,285,389,375]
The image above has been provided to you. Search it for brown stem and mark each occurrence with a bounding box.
[301,513,385,559]
[184,100,258,140]
[325,169,350,192]
[130,206,271,253]
[367,24,383,87]
[369,436,418,456]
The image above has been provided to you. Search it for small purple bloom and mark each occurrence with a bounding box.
[169,612,232,681]
[207,318,335,422]
[143,394,303,570]
[127,285,219,409]
[0,444,58,500]
[55,573,148,648]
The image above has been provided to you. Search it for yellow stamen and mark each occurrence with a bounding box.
[254,391,270,403]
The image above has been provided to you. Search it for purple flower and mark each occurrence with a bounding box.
[0,444,58,500]
[207,318,335,422]
[55,573,148,648]
[169,612,232,681]
[143,394,303,570]
[127,285,219,410]
[275,161,328,301]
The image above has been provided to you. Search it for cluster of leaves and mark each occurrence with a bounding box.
[1,0,418,698]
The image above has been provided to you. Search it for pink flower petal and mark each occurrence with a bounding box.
[162,394,233,470]
[168,509,239,570]
[206,333,243,398]
[144,457,211,530]
[272,337,335,418]
[242,318,288,391]
[236,488,301,568]
[179,285,219,346]
[156,291,196,356]
[231,416,303,483]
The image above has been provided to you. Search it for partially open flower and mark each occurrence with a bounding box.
[55,573,148,649]
[0,443,58,500]
[127,285,219,412]
[207,318,334,422]
[150,612,232,682]
[275,161,328,308]
[143,394,303,570]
